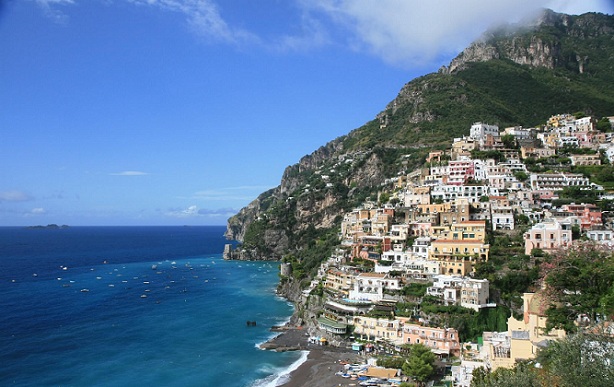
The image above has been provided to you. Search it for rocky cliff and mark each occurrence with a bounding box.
[444,9,613,74]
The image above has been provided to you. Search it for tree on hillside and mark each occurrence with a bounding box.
[501,134,517,149]
[540,242,614,332]
[402,343,436,386]
[471,362,541,387]
[596,117,612,132]
[536,331,614,387]
[472,331,614,387]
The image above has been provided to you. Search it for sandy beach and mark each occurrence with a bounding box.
[260,328,363,387]
[278,348,362,387]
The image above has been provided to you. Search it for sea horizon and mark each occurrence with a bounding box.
[0,226,304,386]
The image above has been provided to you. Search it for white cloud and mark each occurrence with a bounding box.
[197,207,237,217]
[190,185,274,201]
[164,205,237,218]
[302,0,614,67]
[22,207,47,218]
[109,171,150,176]
[165,205,199,218]
[128,0,259,45]
[33,0,75,23]
[32,0,613,65]
[0,190,33,202]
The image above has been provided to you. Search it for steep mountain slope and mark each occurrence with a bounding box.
[225,10,614,276]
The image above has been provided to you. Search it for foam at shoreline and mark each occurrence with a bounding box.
[250,350,310,387]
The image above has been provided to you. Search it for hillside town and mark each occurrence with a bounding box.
[285,113,614,386]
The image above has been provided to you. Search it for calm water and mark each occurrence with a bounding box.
[0,226,302,386]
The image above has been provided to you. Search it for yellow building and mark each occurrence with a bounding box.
[429,238,489,276]
[324,268,355,295]
[485,292,566,370]
[446,220,487,243]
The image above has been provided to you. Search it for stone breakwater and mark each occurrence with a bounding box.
[259,327,309,352]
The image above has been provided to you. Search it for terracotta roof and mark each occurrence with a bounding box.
[431,239,485,244]
[358,273,386,278]
[362,367,398,379]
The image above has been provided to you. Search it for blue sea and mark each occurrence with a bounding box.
[0,226,306,387]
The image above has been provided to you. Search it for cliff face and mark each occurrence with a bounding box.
[225,10,614,264]
[445,9,613,74]
[225,141,391,261]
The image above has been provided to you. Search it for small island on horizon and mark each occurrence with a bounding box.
[26,224,70,230]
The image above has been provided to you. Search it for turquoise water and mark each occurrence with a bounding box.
[0,226,302,386]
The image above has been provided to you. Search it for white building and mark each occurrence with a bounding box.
[427,275,493,311]
[575,116,594,132]
[558,136,580,147]
[348,273,402,302]
[460,278,493,311]
[470,122,499,141]
[586,229,614,247]
[529,172,591,191]
[491,205,514,231]
[412,236,432,259]
[502,126,535,141]
[431,185,498,203]
[427,275,464,304]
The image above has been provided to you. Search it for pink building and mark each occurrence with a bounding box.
[400,319,461,357]
[561,203,602,230]
[448,160,475,185]
[523,219,572,255]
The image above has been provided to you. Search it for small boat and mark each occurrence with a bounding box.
[140,294,147,298]
[151,264,158,270]
[80,289,90,292]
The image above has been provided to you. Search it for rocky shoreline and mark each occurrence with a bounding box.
[259,327,310,352]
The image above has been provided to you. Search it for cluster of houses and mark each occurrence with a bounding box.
[294,114,613,382]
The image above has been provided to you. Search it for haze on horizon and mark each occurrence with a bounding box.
[1,0,612,226]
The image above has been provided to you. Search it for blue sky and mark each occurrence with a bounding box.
[1,0,612,226]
